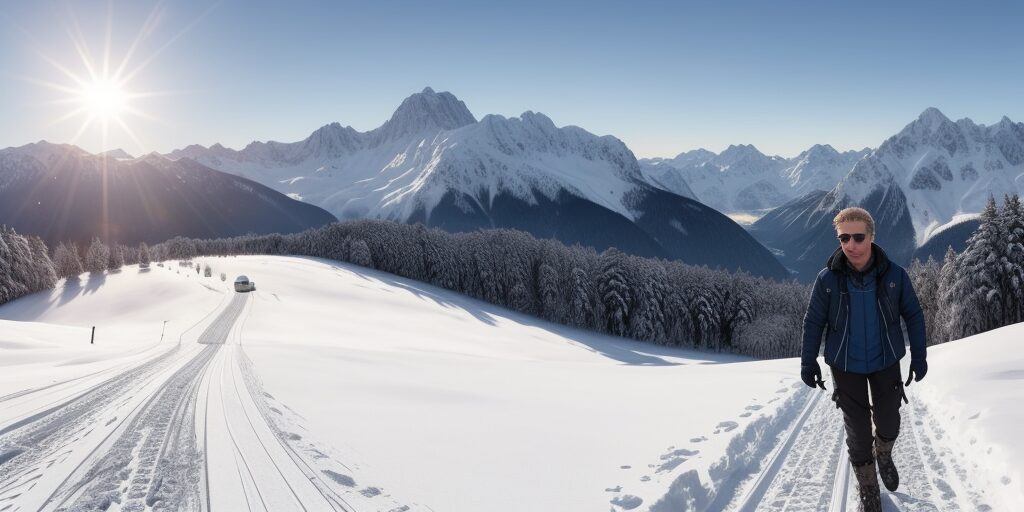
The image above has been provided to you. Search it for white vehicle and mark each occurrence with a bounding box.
[234,275,255,292]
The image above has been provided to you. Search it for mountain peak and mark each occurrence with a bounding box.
[917,107,951,128]
[372,88,477,145]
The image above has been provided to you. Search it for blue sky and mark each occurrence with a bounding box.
[1,0,1022,158]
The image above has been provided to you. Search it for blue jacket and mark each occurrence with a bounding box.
[801,243,927,374]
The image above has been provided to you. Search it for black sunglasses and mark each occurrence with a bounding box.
[837,233,867,244]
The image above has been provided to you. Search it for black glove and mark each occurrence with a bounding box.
[801,361,826,389]
[905,359,927,386]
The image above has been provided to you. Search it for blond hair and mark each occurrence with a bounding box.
[833,207,875,236]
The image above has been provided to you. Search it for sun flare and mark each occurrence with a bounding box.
[80,78,129,120]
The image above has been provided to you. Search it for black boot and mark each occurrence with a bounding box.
[852,460,882,512]
[874,436,899,492]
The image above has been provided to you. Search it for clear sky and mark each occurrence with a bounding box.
[1,0,1022,159]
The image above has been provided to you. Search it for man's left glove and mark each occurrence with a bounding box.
[905,359,927,386]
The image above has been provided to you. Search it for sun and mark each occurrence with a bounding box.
[80,78,129,121]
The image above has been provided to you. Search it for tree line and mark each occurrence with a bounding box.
[5,194,1022,358]
[148,221,810,359]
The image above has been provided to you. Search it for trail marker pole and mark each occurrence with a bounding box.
[160,320,168,343]
[91,326,95,345]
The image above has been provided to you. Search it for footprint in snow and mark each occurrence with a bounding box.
[745,404,763,411]
[689,436,707,443]
[605,486,622,492]
[714,421,739,434]
[740,412,751,418]
[610,494,643,510]
[620,465,631,469]
[969,412,980,420]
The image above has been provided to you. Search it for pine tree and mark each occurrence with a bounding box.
[350,239,372,267]
[107,244,124,272]
[909,256,942,345]
[28,236,57,291]
[536,262,561,322]
[85,237,110,274]
[567,266,594,329]
[597,248,631,336]
[935,246,958,343]
[139,242,152,267]
[947,197,1002,339]
[53,242,84,280]
[998,194,1024,325]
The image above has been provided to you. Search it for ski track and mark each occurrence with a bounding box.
[41,293,250,511]
[720,384,996,512]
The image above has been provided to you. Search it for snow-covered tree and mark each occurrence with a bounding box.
[85,237,110,274]
[350,239,372,267]
[107,244,125,272]
[567,266,595,329]
[53,242,84,280]
[998,194,1024,325]
[909,256,942,345]
[597,248,631,336]
[138,242,152,267]
[947,197,1002,339]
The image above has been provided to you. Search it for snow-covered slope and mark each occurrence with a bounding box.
[638,145,869,215]
[166,88,790,280]
[1,256,1018,511]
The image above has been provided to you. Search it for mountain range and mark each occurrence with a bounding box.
[164,87,790,280]
[0,142,336,247]
[749,108,1024,279]
[638,144,870,215]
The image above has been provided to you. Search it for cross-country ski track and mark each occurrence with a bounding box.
[0,290,407,512]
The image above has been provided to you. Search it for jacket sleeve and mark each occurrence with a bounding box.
[899,269,927,362]
[801,272,828,366]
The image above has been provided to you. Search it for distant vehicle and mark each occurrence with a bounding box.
[234,275,256,292]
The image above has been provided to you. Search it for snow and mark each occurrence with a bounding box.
[1,255,1021,511]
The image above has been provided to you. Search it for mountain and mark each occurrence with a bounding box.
[165,88,789,280]
[911,215,981,263]
[0,142,337,247]
[638,144,869,214]
[749,108,1024,281]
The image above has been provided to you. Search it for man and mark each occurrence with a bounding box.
[800,207,928,512]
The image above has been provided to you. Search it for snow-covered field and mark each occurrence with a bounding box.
[1,256,1020,511]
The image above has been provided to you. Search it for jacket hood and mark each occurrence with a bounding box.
[827,242,891,277]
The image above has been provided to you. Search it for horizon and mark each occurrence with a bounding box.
[2,0,1022,159]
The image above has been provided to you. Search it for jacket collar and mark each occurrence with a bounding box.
[827,242,891,278]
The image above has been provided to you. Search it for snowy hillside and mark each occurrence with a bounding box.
[828,108,1024,245]
[1,256,1019,511]
[638,145,869,215]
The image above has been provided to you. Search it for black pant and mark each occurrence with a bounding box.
[830,363,905,465]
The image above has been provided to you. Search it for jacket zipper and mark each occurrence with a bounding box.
[877,299,899,361]
[835,294,850,371]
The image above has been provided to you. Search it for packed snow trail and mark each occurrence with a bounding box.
[721,382,995,512]
[38,293,250,511]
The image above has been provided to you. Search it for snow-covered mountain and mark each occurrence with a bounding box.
[638,144,869,214]
[0,141,336,246]
[749,108,1024,280]
[828,107,1024,244]
[166,88,790,280]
